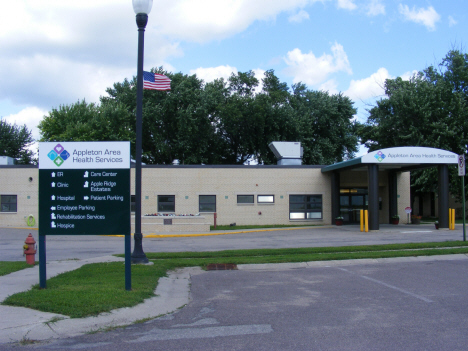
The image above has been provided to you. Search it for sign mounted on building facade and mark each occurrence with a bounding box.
[361,147,459,165]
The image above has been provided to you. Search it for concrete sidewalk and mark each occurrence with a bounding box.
[0,256,198,344]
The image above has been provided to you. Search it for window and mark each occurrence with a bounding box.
[257,195,274,203]
[130,195,135,213]
[1,195,17,212]
[289,195,322,220]
[158,195,175,212]
[199,195,216,212]
[237,195,254,204]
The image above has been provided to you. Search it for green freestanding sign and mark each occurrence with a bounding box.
[38,141,132,289]
[39,169,130,235]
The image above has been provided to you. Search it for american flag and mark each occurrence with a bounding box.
[143,71,171,91]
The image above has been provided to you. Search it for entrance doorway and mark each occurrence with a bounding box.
[340,189,368,224]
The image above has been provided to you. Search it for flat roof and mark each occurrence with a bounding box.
[0,164,326,169]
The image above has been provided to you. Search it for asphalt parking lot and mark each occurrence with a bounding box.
[3,256,468,351]
[1,224,467,350]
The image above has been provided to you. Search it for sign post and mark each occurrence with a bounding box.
[459,155,466,241]
[405,207,412,225]
[38,142,131,289]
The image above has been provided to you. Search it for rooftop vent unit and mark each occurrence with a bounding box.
[0,156,16,165]
[268,142,303,165]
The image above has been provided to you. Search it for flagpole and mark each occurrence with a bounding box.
[131,1,152,264]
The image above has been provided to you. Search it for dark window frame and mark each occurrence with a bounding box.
[289,195,323,220]
[158,195,175,212]
[199,195,216,212]
[1,195,17,213]
[237,195,254,204]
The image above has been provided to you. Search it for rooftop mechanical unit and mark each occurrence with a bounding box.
[0,156,16,165]
[268,142,303,165]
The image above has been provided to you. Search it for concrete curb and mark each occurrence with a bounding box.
[0,258,198,344]
[237,254,468,271]
[101,226,334,238]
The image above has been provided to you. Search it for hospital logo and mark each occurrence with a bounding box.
[374,151,386,162]
[47,144,70,167]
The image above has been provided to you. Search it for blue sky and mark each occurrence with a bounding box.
[0,0,466,154]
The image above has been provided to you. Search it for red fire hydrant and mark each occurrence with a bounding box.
[23,234,36,265]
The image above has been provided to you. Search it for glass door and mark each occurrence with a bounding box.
[339,195,351,222]
[340,189,368,224]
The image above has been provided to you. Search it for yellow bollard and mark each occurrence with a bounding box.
[360,210,364,232]
[365,210,369,232]
[452,208,456,230]
[449,208,455,230]
[449,208,452,230]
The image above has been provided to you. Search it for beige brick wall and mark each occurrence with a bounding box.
[397,172,411,223]
[137,167,331,226]
[0,167,39,228]
[1,165,412,229]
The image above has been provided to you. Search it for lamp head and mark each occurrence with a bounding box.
[132,0,153,15]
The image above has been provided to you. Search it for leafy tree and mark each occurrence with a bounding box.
[212,71,261,164]
[290,84,358,164]
[39,68,361,166]
[252,70,296,164]
[104,68,220,164]
[358,49,468,204]
[39,99,134,144]
[0,119,35,164]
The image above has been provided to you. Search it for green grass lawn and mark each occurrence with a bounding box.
[3,241,468,318]
[0,261,36,277]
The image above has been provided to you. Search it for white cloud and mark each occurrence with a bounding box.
[319,80,339,95]
[400,70,419,81]
[252,68,266,92]
[344,68,391,101]
[288,9,310,23]
[283,42,352,86]
[366,0,385,16]
[0,55,135,109]
[448,16,457,27]
[336,0,357,11]
[155,0,322,43]
[0,0,329,111]
[2,106,48,142]
[398,4,441,31]
[190,65,238,83]
[0,0,181,110]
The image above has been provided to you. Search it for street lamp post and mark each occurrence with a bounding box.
[131,0,152,264]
